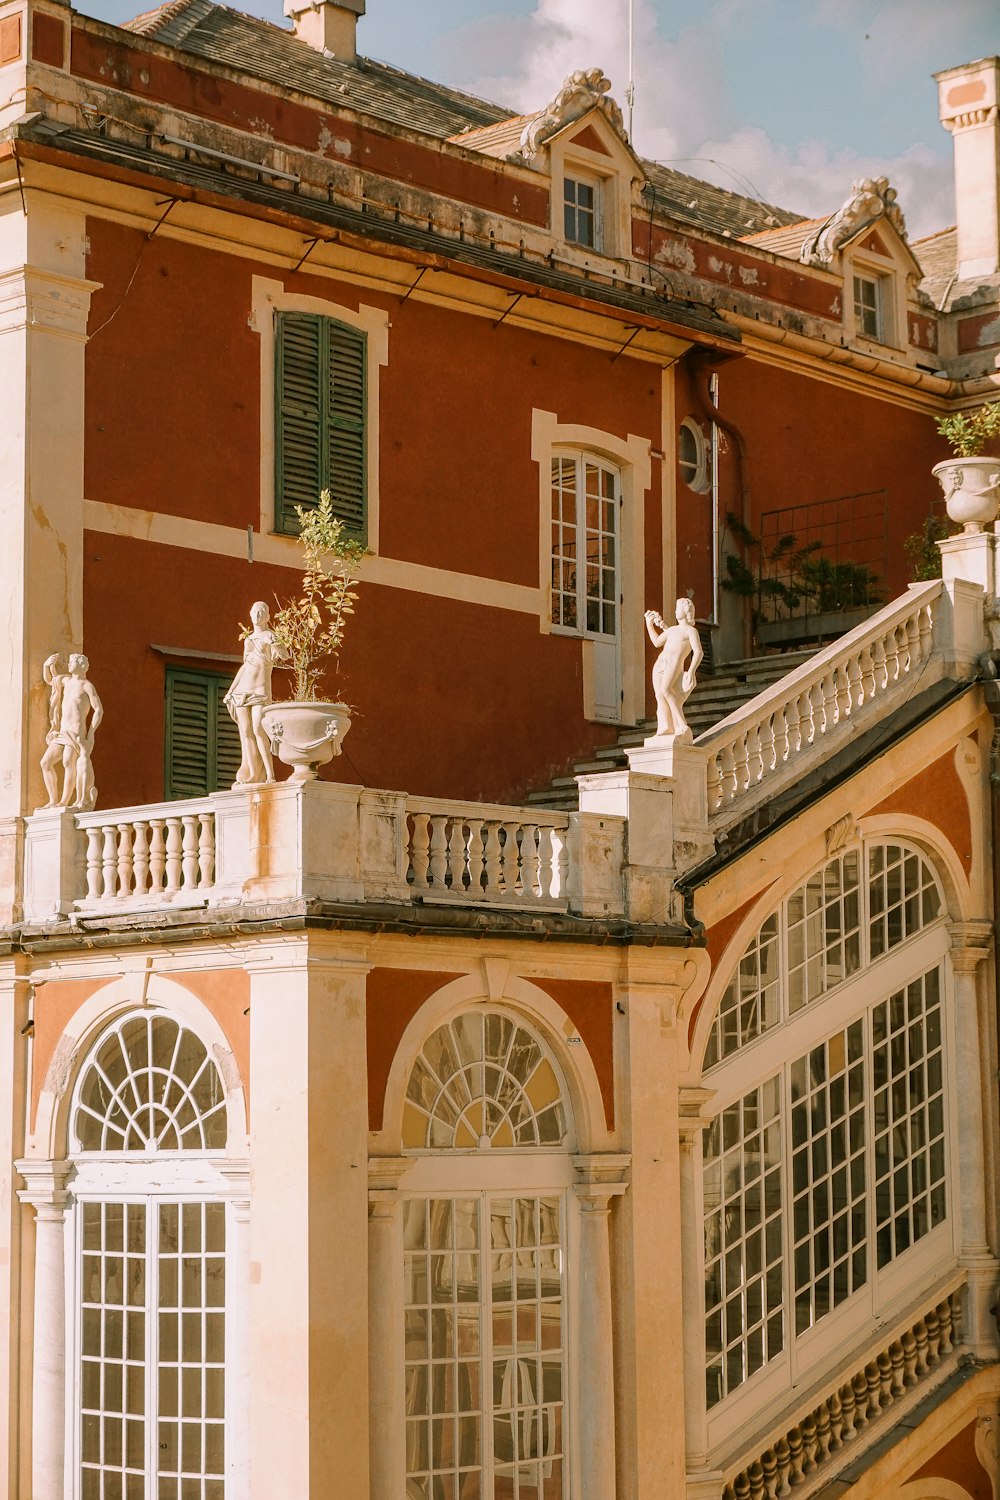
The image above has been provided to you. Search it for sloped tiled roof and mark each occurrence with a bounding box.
[641,160,803,240]
[446,115,532,159]
[121,0,805,240]
[126,0,513,138]
[742,216,826,259]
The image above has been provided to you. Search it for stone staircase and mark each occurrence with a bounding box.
[526,649,816,811]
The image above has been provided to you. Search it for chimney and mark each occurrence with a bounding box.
[936,56,1000,279]
[285,0,365,59]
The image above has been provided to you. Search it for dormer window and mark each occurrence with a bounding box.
[564,173,599,249]
[853,272,886,342]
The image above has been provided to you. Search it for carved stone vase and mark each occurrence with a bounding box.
[932,456,1000,532]
[259,700,352,783]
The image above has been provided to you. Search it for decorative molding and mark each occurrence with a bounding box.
[0,266,102,341]
[942,105,999,132]
[825,813,858,855]
[948,918,993,972]
[520,68,625,159]
[800,176,908,267]
[571,1152,630,1207]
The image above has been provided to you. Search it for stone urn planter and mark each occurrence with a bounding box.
[261,700,352,783]
[932,456,1000,532]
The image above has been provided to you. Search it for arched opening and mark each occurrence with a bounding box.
[401,1008,576,1500]
[68,1010,235,1500]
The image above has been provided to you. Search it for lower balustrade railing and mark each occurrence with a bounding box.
[405,801,571,908]
[77,803,216,903]
[718,1286,963,1500]
[23,786,609,919]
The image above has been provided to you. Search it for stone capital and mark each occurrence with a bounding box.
[948,919,993,973]
[678,1087,715,1150]
[0,266,103,341]
[572,1152,630,1209]
[368,1154,412,1211]
[15,1157,73,1213]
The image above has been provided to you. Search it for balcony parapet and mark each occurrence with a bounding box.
[20,782,627,924]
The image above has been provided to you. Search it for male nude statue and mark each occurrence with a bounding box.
[644,598,704,740]
[40,653,104,810]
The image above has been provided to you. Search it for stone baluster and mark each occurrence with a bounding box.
[148,818,166,893]
[905,610,921,668]
[16,1161,72,1500]
[501,820,520,896]
[773,1436,791,1494]
[99,824,116,897]
[368,1158,411,1500]
[938,1296,957,1355]
[85,826,103,900]
[164,818,183,897]
[572,1156,628,1500]
[483,821,503,896]
[746,724,763,787]
[181,814,200,891]
[918,603,934,659]
[428,816,448,887]
[523,824,542,898]
[408,813,430,888]
[926,1305,942,1364]
[132,821,150,895]
[814,1402,832,1462]
[870,634,888,691]
[446,819,466,893]
[554,825,569,898]
[900,1329,918,1385]
[827,1388,844,1449]
[116,822,133,897]
[707,755,723,812]
[198,814,215,887]
[889,1341,905,1398]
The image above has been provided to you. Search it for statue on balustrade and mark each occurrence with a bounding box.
[644,598,704,740]
[225,600,287,786]
[40,653,104,811]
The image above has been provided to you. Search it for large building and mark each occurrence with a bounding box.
[1,1,1000,1495]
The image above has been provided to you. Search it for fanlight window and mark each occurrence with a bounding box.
[403,1012,568,1150]
[74,1014,227,1152]
[706,842,942,1069]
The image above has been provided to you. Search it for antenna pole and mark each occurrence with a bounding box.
[626,0,635,140]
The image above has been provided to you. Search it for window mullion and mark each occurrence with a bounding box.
[146,1197,158,1500]
[574,456,586,635]
[480,1192,493,1500]
[780,1062,797,1388]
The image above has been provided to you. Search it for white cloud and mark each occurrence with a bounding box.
[447,0,957,241]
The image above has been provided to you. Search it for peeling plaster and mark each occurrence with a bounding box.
[977,317,1000,349]
[738,266,759,287]
[655,238,695,274]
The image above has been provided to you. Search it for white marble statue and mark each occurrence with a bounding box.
[644,599,704,740]
[225,601,287,786]
[40,653,104,810]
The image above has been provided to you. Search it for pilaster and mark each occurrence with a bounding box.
[614,973,687,1500]
[367,1156,411,1500]
[678,1087,716,1477]
[0,965,30,1500]
[948,920,1000,1358]
[0,194,101,842]
[247,939,371,1498]
[572,1153,629,1500]
[14,1158,72,1500]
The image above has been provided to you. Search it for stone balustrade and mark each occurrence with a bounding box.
[20,782,625,922]
[406,800,570,907]
[717,1286,963,1500]
[703,582,945,830]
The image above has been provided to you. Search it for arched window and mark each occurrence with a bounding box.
[401,1009,573,1500]
[70,1012,232,1500]
[699,841,952,1432]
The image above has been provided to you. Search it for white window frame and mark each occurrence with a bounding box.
[549,450,620,643]
[678,418,710,494]
[64,1011,246,1500]
[249,275,389,555]
[853,270,886,343]
[563,171,601,251]
[532,410,650,725]
[400,1008,581,1500]
[697,841,960,1455]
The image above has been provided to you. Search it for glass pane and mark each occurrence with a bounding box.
[75,1015,227,1152]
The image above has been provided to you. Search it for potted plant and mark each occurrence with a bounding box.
[259,491,367,782]
[932,399,1000,532]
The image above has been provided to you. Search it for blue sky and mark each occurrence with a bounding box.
[86,0,1000,238]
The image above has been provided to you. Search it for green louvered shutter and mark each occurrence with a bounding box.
[165,669,242,800]
[275,312,367,538]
